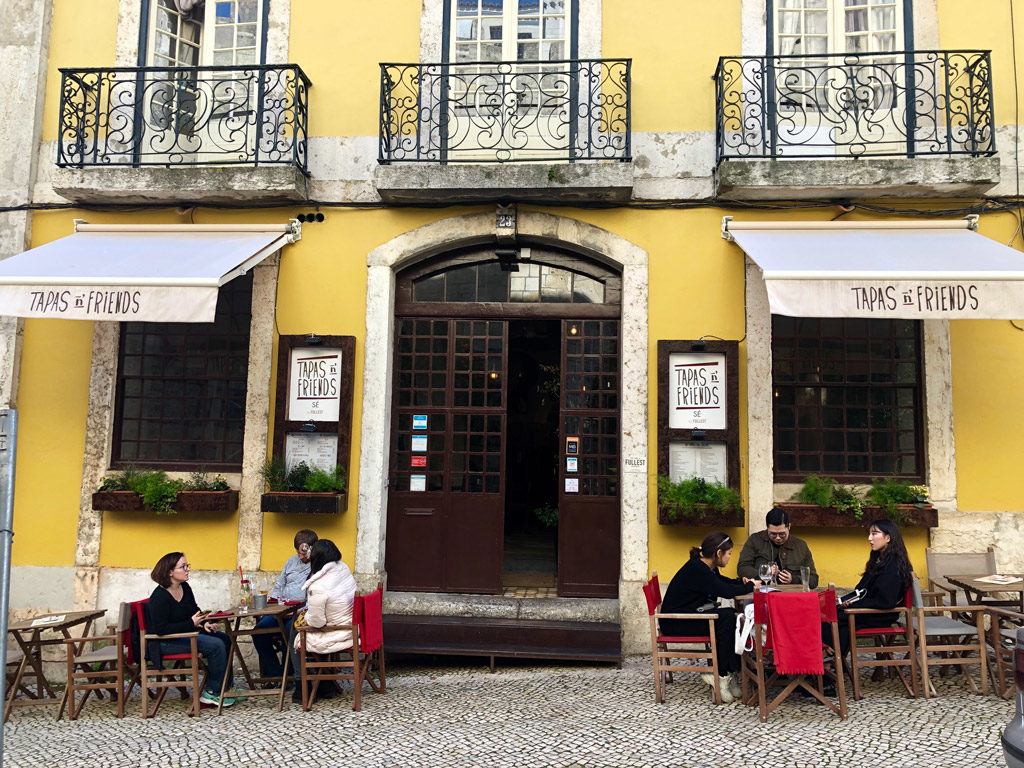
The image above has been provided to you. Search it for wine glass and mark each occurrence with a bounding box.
[758,563,772,588]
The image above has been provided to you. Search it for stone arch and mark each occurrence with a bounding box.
[355,210,649,651]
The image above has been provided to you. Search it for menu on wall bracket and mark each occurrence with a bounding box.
[669,440,728,486]
[285,433,339,473]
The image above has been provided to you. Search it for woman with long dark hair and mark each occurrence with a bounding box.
[660,531,761,702]
[832,518,914,656]
[291,538,357,701]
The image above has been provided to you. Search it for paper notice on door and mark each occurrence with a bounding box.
[410,475,426,492]
[565,478,579,493]
[411,435,428,452]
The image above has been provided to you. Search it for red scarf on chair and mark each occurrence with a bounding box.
[767,592,824,675]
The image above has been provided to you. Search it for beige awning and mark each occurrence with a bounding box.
[0,222,300,322]
[723,217,1024,319]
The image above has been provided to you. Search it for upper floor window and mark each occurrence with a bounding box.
[147,0,265,67]
[449,0,573,62]
[773,0,904,56]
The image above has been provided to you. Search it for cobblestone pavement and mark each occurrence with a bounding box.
[4,657,1011,768]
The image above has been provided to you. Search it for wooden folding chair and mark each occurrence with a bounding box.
[296,595,364,711]
[59,602,139,720]
[3,648,30,722]
[741,586,847,722]
[134,599,205,717]
[845,587,919,700]
[905,575,987,697]
[925,547,996,605]
[986,606,1023,699]
[642,571,721,705]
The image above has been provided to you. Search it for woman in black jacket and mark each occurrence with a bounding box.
[661,531,760,702]
[148,552,236,708]
[832,518,914,656]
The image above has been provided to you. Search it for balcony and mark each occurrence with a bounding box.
[375,59,633,203]
[713,51,999,199]
[53,65,311,204]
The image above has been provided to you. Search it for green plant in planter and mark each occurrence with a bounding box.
[866,479,929,521]
[305,465,347,493]
[657,475,742,521]
[182,470,230,491]
[261,458,346,493]
[533,504,559,528]
[99,468,183,514]
[791,475,865,519]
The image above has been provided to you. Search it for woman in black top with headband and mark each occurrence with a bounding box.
[661,531,760,702]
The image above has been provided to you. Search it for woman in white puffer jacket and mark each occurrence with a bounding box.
[294,538,357,655]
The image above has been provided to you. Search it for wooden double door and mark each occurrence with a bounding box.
[385,316,620,597]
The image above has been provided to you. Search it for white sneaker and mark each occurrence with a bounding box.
[716,675,736,703]
[700,672,715,687]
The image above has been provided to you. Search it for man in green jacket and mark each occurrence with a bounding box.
[737,507,819,587]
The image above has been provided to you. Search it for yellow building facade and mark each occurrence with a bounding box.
[1,0,1022,655]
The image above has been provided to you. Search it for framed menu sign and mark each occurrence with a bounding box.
[658,340,739,491]
[273,335,356,503]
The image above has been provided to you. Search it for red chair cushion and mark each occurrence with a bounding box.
[162,653,194,661]
[854,626,904,636]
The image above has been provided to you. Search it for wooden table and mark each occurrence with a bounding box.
[5,609,106,721]
[945,573,1024,612]
[206,602,299,713]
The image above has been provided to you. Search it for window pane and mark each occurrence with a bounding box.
[113,275,252,467]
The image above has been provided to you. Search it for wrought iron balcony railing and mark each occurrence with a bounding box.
[58,65,311,172]
[714,50,994,162]
[379,59,630,163]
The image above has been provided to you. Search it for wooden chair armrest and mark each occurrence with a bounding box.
[843,607,908,615]
[918,604,985,614]
[143,631,199,640]
[985,606,1024,622]
[296,623,355,633]
[654,612,718,621]
[62,635,116,646]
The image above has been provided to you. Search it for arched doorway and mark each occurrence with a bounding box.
[385,244,622,597]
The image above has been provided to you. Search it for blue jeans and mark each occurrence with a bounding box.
[253,616,295,678]
[160,631,232,695]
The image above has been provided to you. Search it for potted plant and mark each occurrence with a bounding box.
[778,475,936,528]
[656,475,744,527]
[92,468,237,514]
[259,458,348,514]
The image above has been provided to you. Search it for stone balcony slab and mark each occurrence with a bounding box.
[715,155,1000,200]
[52,164,309,205]
[375,161,633,204]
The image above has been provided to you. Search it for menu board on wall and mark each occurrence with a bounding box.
[669,440,728,486]
[285,433,339,473]
[667,352,726,430]
[287,347,343,422]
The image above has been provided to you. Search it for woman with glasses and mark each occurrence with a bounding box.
[660,531,761,703]
[148,552,236,708]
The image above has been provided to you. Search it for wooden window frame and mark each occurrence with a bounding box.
[656,340,741,493]
[770,317,924,483]
[271,335,357,491]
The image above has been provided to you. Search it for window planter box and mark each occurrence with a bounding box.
[260,492,348,515]
[657,503,745,528]
[775,502,937,529]
[91,490,239,513]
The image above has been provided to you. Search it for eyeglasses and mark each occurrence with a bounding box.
[174,563,191,571]
[767,530,789,539]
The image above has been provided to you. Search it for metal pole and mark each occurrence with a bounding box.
[0,409,18,767]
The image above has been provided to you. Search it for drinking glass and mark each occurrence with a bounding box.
[758,563,772,588]
[799,566,810,591]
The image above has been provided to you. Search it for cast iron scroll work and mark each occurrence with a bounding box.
[714,50,993,161]
[379,59,631,163]
[57,65,310,172]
